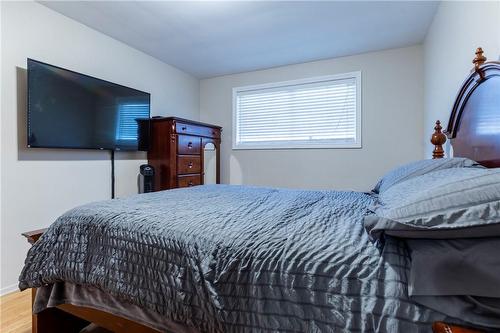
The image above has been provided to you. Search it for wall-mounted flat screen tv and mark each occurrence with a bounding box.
[27,59,150,151]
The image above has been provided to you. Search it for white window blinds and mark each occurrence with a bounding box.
[233,72,361,149]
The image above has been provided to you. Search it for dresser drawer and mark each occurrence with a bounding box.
[177,135,201,155]
[177,155,201,175]
[177,175,202,188]
[176,122,220,138]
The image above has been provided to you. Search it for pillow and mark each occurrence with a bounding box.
[364,167,500,240]
[372,157,482,194]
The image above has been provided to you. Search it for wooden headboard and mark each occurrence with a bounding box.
[431,48,500,167]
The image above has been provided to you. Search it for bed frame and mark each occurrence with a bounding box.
[22,48,499,333]
[431,47,500,168]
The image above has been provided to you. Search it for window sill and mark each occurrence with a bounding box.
[232,143,362,150]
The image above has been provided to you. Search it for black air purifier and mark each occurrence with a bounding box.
[139,164,154,193]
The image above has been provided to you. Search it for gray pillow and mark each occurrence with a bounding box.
[372,158,482,194]
[365,167,500,240]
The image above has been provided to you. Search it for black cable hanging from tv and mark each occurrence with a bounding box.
[110,150,115,199]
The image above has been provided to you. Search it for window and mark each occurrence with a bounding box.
[232,72,361,149]
[115,102,149,142]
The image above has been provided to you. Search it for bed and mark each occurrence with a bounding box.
[19,48,500,333]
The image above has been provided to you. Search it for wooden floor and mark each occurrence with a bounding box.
[0,290,31,333]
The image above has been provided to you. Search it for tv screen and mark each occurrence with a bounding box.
[27,59,150,151]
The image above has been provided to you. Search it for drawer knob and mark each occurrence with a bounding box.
[188,162,193,168]
[182,126,187,131]
[188,181,194,186]
[187,142,193,148]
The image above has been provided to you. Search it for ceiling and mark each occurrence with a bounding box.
[40,1,439,79]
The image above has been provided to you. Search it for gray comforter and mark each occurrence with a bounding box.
[20,185,457,332]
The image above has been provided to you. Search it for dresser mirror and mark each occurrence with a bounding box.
[203,142,217,185]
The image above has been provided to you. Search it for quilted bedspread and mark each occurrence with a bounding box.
[19,185,453,332]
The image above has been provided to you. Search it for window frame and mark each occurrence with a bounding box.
[232,71,362,150]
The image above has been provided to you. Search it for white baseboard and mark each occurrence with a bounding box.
[0,283,19,297]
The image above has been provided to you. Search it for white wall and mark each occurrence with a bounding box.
[423,1,500,157]
[200,46,424,191]
[0,0,3,298]
[0,1,199,294]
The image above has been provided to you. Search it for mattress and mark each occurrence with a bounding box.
[20,185,467,332]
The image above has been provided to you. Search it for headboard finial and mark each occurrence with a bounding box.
[473,47,487,71]
[431,120,447,159]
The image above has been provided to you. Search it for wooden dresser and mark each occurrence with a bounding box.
[145,117,221,191]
